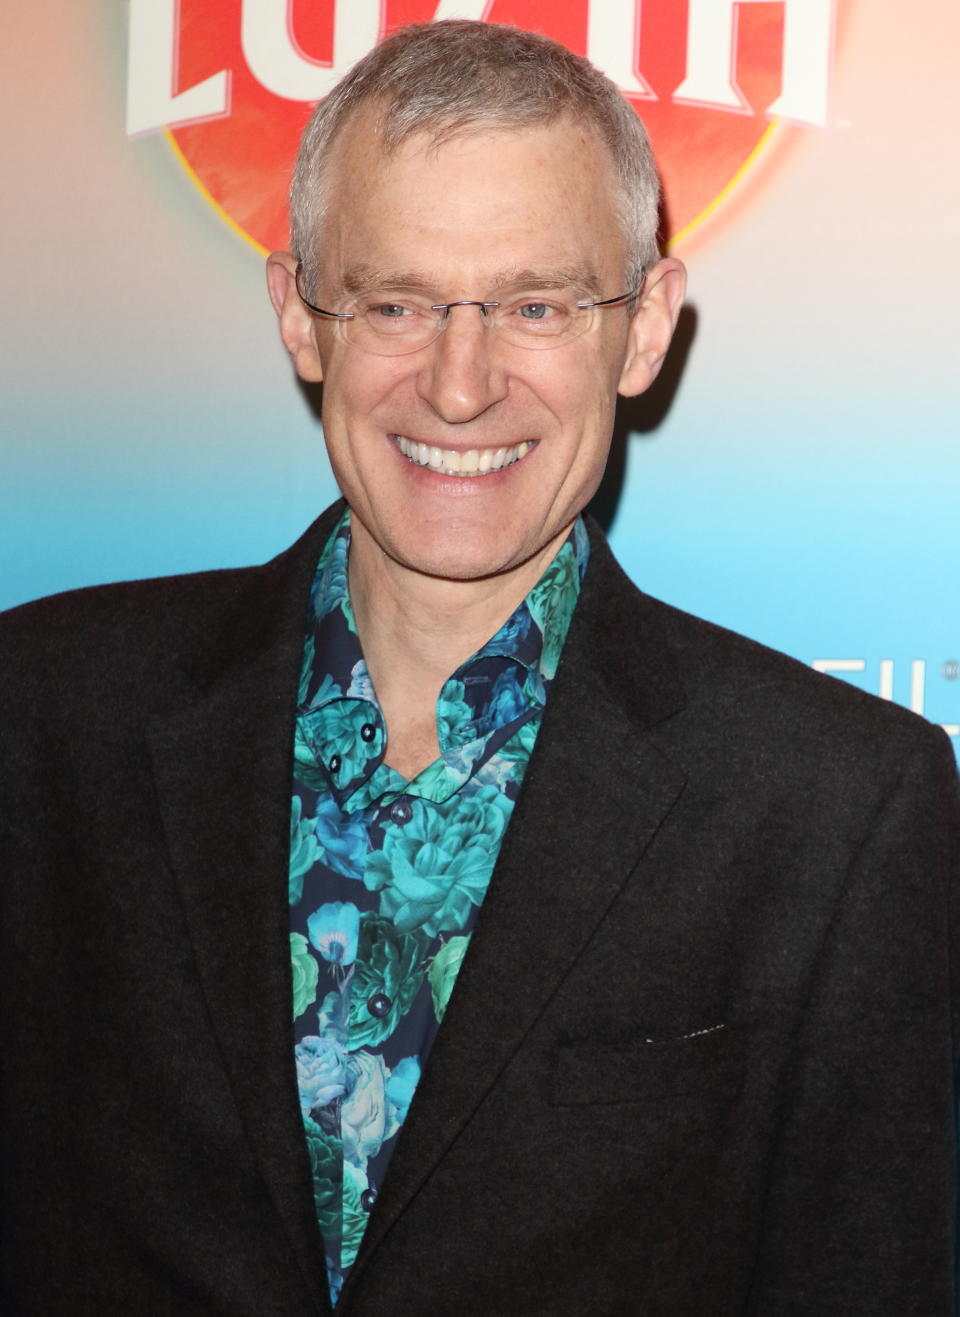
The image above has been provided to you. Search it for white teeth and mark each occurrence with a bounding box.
[392,435,535,477]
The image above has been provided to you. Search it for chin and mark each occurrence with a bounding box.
[386,525,533,583]
[401,547,518,584]
[354,501,567,587]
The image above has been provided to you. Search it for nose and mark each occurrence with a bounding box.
[415,303,509,424]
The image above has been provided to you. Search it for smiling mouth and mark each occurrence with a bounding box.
[391,434,535,477]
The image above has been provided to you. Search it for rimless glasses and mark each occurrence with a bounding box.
[294,263,644,357]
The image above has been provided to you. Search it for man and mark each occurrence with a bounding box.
[1,19,958,1316]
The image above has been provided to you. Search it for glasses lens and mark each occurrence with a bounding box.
[342,294,440,355]
[494,293,592,349]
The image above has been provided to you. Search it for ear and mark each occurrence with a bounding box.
[265,251,325,384]
[617,257,687,398]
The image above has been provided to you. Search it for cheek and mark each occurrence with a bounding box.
[541,365,618,446]
[526,336,625,421]
[320,354,407,430]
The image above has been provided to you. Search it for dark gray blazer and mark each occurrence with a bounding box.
[2,503,958,1315]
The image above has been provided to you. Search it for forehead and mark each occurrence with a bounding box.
[315,110,627,291]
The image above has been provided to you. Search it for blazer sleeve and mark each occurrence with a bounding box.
[747,724,960,1314]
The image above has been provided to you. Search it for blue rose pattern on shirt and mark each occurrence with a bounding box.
[289,511,588,1305]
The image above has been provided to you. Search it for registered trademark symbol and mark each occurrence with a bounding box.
[942,660,960,681]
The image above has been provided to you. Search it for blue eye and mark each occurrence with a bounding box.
[518,302,551,320]
[375,303,410,319]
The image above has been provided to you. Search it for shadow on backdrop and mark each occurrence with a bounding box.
[299,379,324,425]
[587,301,698,534]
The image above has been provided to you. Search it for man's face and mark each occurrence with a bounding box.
[275,110,679,586]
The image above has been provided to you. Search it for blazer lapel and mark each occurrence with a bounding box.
[345,525,689,1292]
[146,509,342,1315]
[145,508,687,1309]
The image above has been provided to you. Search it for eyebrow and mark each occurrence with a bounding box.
[338,265,434,297]
[490,266,604,296]
[336,263,605,299]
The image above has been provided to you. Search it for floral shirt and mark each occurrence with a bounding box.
[288,511,589,1306]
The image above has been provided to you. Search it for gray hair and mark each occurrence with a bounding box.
[290,20,661,293]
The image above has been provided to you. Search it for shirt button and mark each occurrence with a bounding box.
[328,754,341,774]
[367,991,391,1019]
[360,722,377,743]
[361,1188,377,1211]
[389,798,412,825]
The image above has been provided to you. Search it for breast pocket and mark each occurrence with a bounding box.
[550,1024,743,1105]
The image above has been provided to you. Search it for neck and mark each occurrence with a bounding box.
[346,517,570,777]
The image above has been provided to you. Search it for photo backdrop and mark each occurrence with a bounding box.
[3,2,958,751]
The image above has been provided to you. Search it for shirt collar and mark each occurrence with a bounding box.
[297,511,589,809]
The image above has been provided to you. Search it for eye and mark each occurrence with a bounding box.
[516,302,553,321]
[358,296,431,334]
[505,296,574,337]
[374,303,413,320]
[358,297,428,335]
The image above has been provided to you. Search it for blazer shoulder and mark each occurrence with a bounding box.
[0,505,341,707]
[644,589,953,770]
[0,560,259,685]
[579,527,951,774]
[2,562,251,636]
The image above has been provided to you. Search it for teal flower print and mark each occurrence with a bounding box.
[305,672,343,713]
[427,934,471,1024]
[303,1116,341,1232]
[487,605,533,652]
[296,1035,350,1116]
[307,901,361,966]
[347,660,375,701]
[406,755,460,804]
[293,719,335,794]
[298,634,315,706]
[341,1051,399,1167]
[485,668,527,727]
[290,932,320,1020]
[364,788,511,935]
[571,514,590,567]
[289,795,320,905]
[313,794,368,881]
[316,988,349,1043]
[436,679,473,748]
[341,1159,368,1271]
[526,540,579,679]
[474,717,540,791]
[319,700,381,786]
[346,913,428,1047]
[386,1056,421,1125]
[311,519,350,622]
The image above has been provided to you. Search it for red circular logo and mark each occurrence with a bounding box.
[159,1,838,254]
